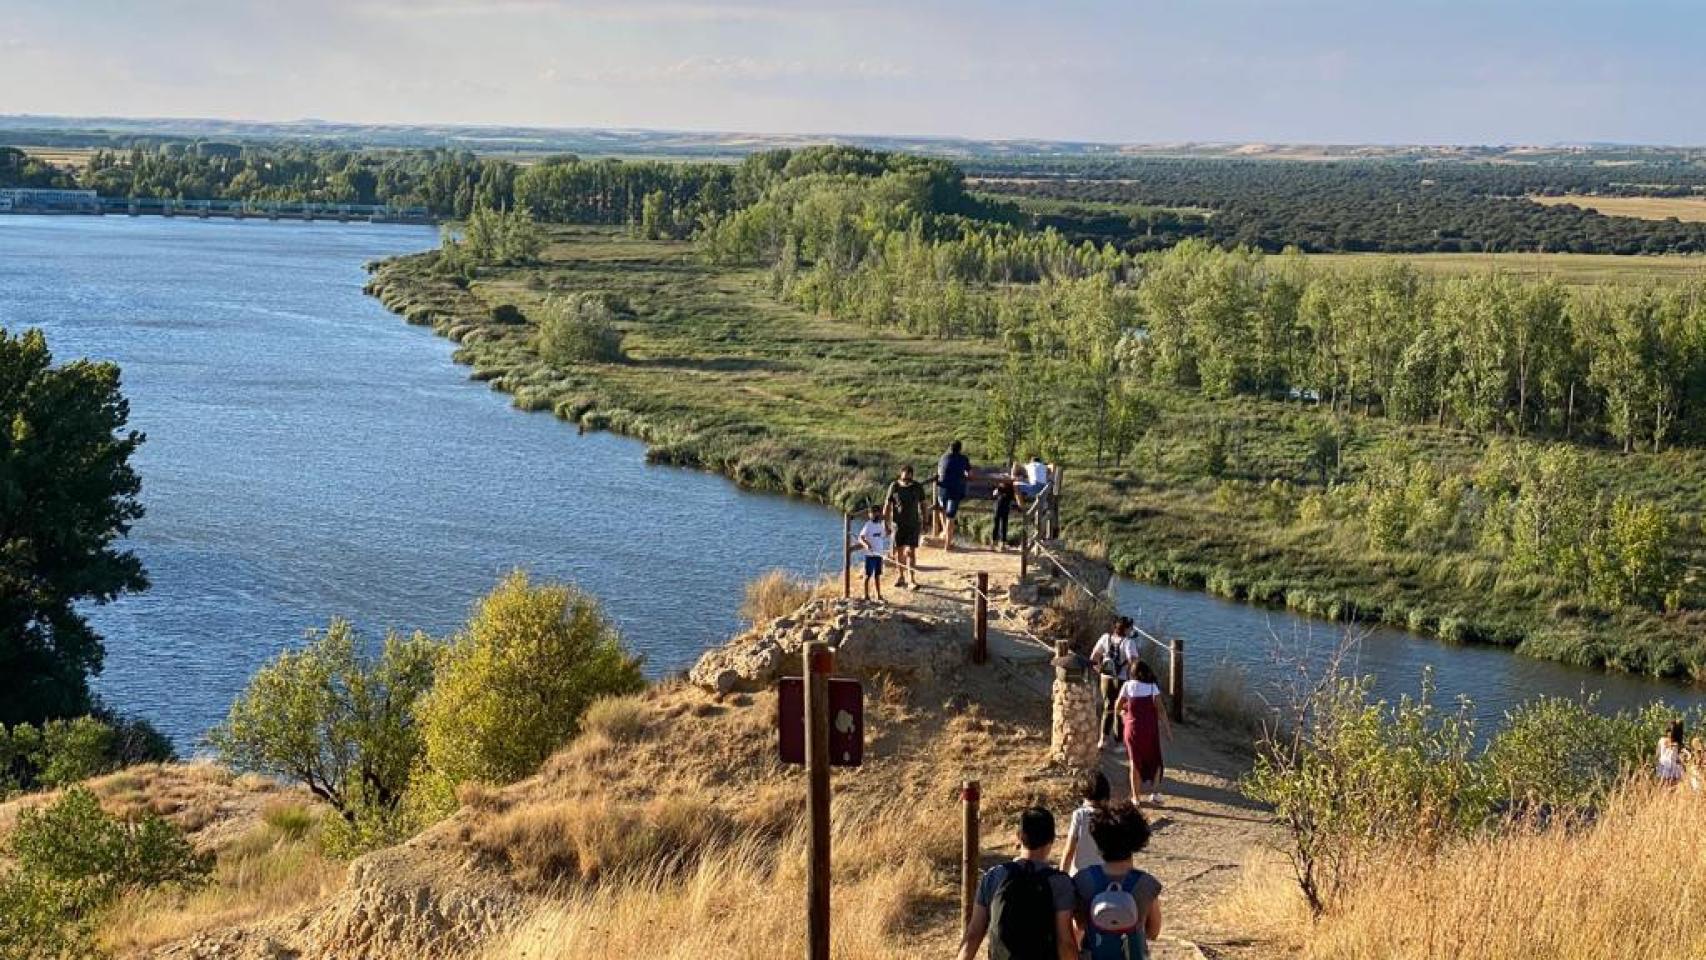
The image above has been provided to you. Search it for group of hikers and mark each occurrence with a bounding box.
[956,772,1164,960]
[853,440,1054,601]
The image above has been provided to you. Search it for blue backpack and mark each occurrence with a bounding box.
[1081,864,1148,960]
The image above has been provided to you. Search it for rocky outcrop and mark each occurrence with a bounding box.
[299,831,526,960]
[689,598,963,694]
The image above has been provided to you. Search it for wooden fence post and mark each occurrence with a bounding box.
[1019,512,1030,580]
[842,512,852,600]
[960,780,981,930]
[1048,466,1062,540]
[1168,636,1185,724]
[973,572,989,665]
[805,643,833,960]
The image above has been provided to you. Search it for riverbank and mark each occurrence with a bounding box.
[364,225,1706,681]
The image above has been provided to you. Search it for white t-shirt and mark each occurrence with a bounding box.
[1065,802,1104,875]
[1025,460,1050,487]
[1658,739,1684,783]
[857,520,890,558]
[1121,680,1162,701]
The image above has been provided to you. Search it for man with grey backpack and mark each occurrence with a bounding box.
[1073,803,1163,960]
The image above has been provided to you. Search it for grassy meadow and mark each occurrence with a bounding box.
[367,226,1706,678]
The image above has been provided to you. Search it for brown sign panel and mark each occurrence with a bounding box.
[778,676,864,767]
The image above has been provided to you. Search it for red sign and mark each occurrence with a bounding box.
[778,676,864,767]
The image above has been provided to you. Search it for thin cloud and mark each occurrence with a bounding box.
[556,55,912,86]
[352,0,844,22]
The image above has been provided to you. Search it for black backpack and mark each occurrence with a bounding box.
[990,861,1061,960]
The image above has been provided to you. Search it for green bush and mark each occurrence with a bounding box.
[1245,673,1485,915]
[1481,697,1687,812]
[209,620,440,844]
[0,787,208,958]
[9,787,210,898]
[536,292,625,366]
[419,571,645,787]
[0,713,174,795]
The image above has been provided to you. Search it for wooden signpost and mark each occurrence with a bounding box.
[778,644,863,960]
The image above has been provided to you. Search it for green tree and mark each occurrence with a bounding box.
[419,571,644,787]
[1585,496,1679,610]
[0,329,147,726]
[536,293,625,366]
[209,621,439,824]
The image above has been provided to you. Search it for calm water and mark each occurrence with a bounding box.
[2,215,1698,748]
[1114,580,1706,730]
[0,216,837,745]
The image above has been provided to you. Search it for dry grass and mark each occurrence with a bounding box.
[100,801,345,955]
[1233,783,1706,960]
[578,694,650,744]
[1531,193,1706,223]
[739,568,818,627]
[477,808,953,960]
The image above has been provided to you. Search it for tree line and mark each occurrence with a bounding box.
[970,157,1706,254]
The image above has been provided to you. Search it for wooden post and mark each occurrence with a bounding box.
[960,780,981,930]
[1048,465,1062,540]
[805,643,833,960]
[973,572,989,665]
[1019,512,1030,580]
[842,512,852,600]
[1168,636,1185,723]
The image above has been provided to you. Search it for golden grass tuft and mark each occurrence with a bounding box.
[579,694,651,744]
[739,568,816,627]
[476,807,951,960]
[469,795,737,888]
[1234,782,1706,960]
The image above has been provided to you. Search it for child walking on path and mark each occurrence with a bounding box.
[1058,770,1112,877]
[855,505,890,603]
[1117,661,1171,807]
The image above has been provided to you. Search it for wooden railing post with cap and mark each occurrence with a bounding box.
[973,572,989,665]
[1168,636,1185,723]
[960,780,980,930]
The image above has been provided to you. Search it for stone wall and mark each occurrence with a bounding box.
[1050,657,1100,770]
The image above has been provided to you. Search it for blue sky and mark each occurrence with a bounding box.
[2,0,1702,144]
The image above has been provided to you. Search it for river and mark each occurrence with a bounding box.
[3,215,1700,746]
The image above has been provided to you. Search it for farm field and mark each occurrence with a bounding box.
[1305,250,1706,285]
[1531,193,1706,223]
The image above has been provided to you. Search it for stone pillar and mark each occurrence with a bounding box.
[1050,643,1100,770]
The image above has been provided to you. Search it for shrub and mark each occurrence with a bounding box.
[0,712,173,795]
[209,620,440,834]
[10,786,210,901]
[419,571,645,787]
[1244,673,1485,916]
[739,569,814,627]
[1481,697,1683,813]
[536,292,625,366]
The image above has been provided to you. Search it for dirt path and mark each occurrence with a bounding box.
[877,537,1280,960]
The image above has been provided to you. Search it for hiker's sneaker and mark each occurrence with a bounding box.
[1149,793,1164,806]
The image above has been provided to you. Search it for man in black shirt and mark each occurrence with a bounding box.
[935,439,972,553]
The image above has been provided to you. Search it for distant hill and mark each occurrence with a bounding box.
[3,114,1702,163]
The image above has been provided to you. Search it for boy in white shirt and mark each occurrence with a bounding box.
[855,505,890,603]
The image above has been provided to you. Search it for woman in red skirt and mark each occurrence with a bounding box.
[1117,661,1171,806]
